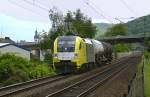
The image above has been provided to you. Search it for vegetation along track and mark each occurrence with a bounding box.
[0,74,71,97]
[0,54,140,97]
[0,58,121,97]
[46,55,140,97]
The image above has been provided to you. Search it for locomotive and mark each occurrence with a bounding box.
[53,35,113,73]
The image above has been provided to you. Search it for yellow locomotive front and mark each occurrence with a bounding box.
[53,36,87,73]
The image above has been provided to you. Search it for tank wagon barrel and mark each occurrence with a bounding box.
[87,39,113,65]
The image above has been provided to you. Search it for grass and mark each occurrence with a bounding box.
[144,52,150,97]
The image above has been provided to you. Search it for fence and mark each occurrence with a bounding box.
[122,57,144,97]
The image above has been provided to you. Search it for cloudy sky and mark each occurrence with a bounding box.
[0,0,150,41]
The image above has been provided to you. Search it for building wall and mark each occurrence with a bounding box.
[31,49,44,61]
[40,50,44,61]
[31,49,40,60]
[0,45,30,60]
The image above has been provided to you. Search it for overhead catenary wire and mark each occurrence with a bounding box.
[48,0,56,9]
[8,0,48,19]
[87,0,113,20]
[23,0,49,12]
[35,0,52,10]
[82,0,138,23]
[35,0,113,24]
[81,0,113,23]
[119,0,138,15]
[114,17,136,23]
[8,0,137,24]
[38,0,63,12]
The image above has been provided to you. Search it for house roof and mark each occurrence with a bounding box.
[0,43,9,47]
[0,37,15,44]
[17,42,38,46]
[0,43,30,51]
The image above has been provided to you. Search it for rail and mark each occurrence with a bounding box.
[0,74,70,97]
[46,57,132,97]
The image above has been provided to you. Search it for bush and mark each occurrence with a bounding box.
[113,43,131,52]
[44,53,53,64]
[29,63,55,79]
[0,53,30,85]
[0,53,54,86]
[144,52,150,97]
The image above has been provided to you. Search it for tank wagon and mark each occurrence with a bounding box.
[53,35,112,73]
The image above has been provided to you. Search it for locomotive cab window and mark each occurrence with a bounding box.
[57,36,76,52]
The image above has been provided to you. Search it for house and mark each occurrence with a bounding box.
[0,37,44,61]
[0,43,31,60]
[17,42,44,61]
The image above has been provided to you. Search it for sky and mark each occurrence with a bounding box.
[0,0,150,42]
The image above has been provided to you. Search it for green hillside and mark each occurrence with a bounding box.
[127,15,150,36]
[95,23,112,32]
[95,15,150,37]
[94,23,112,38]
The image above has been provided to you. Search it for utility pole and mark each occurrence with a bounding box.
[1,25,3,38]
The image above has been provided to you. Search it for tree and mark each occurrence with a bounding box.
[40,8,64,50]
[40,8,97,50]
[105,23,128,36]
[72,9,96,38]
[104,23,131,52]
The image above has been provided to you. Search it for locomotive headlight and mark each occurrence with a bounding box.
[53,54,58,58]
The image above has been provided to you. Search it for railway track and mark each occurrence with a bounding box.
[0,74,70,97]
[0,64,113,97]
[45,56,137,97]
[0,54,141,97]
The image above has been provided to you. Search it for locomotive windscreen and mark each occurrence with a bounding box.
[57,36,76,52]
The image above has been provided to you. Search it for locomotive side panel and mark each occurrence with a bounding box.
[84,39,95,63]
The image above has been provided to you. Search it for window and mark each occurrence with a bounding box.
[57,36,76,52]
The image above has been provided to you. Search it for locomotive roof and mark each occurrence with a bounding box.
[84,39,93,44]
[92,39,102,44]
[58,36,76,41]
